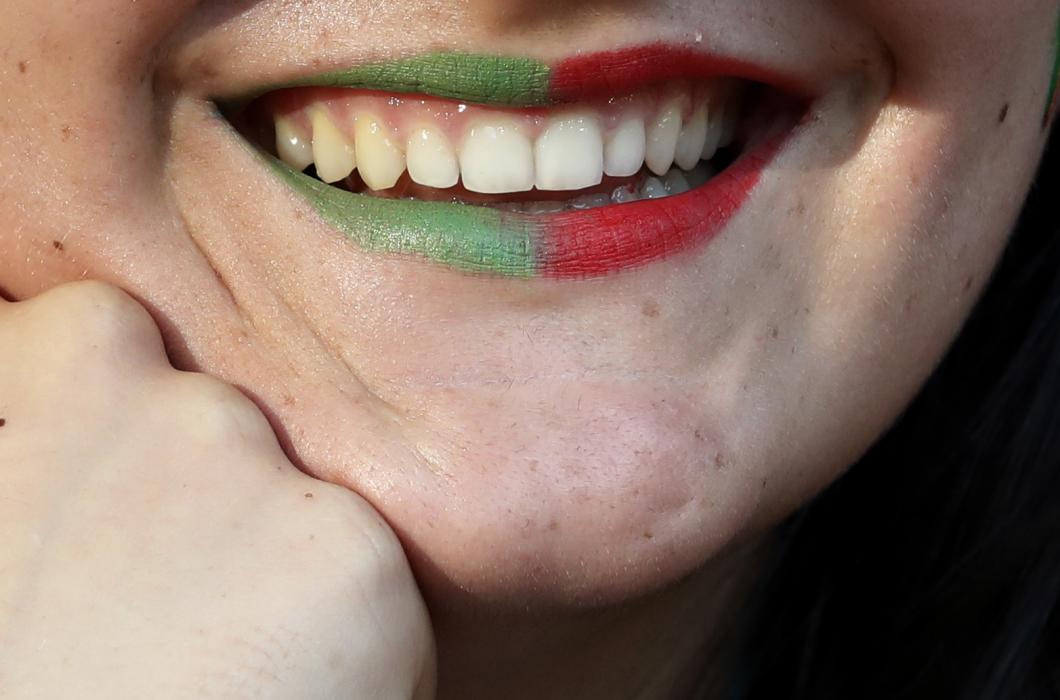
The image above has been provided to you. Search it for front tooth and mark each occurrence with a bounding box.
[645,98,683,176]
[309,108,356,183]
[354,113,406,191]
[406,125,459,189]
[459,120,535,194]
[604,117,647,177]
[275,115,314,171]
[674,103,708,171]
[535,112,604,191]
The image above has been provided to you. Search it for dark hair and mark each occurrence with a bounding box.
[737,121,1060,699]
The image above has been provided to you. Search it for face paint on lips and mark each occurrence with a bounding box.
[245,46,807,279]
[254,44,814,108]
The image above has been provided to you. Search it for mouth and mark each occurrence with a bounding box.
[224,45,807,279]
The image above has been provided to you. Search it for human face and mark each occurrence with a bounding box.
[1,1,1055,607]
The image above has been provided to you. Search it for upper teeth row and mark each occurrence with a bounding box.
[273,87,740,195]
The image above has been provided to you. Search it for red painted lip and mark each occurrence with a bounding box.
[538,46,807,278]
[549,43,816,103]
[537,129,792,279]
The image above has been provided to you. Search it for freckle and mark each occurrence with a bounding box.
[769,325,779,339]
[17,60,27,74]
[693,429,705,441]
[643,532,654,540]
[308,534,315,540]
[548,519,559,531]
[713,452,730,470]
[641,299,660,318]
[60,126,72,141]
[998,103,1009,124]
[304,492,314,499]
[52,240,64,252]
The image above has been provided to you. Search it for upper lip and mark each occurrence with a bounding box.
[164,8,882,106]
[220,43,819,106]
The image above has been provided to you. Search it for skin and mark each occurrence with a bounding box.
[0,1,1057,698]
[1047,12,1060,123]
[0,286,436,700]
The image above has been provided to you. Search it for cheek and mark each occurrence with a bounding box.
[850,0,1057,110]
[741,2,1057,521]
[0,0,201,297]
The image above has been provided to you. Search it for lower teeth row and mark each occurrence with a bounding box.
[492,162,717,215]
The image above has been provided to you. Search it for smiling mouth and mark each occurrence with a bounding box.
[225,45,807,279]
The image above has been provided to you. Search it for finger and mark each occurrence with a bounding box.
[25,280,173,370]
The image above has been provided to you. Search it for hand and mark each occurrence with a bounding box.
[0,282,435,699]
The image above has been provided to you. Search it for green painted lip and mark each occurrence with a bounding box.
[267,157,539,276]
[264,53,553,107]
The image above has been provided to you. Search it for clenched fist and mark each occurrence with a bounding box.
[0,282,435,699]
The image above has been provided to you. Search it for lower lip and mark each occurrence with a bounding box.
[267,131,790,279]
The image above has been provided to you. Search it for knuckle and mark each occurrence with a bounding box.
[167,372,278,448]
[0,282,167,386]
[316,488,409,573]
[35,281,164,359]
